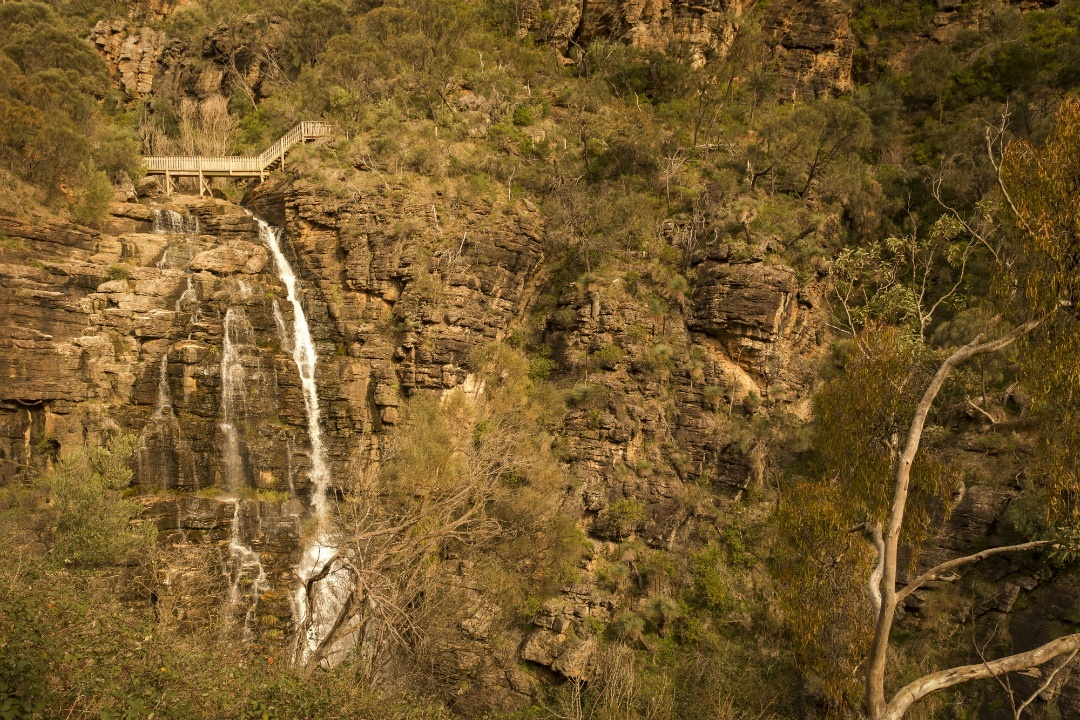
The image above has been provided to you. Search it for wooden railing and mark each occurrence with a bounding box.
[143,121,333,192]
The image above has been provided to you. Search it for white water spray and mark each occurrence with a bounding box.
[153,209,199,270]
[220,308,249,493]
[248,212,350,666]
[139,350,182,491]
[252,216,331,519]
[225,500,267,639]
[154,208,199,235]
[154,351,173,419]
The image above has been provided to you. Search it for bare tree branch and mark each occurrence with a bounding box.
[1013,647,1079,719]
[895,540,1054,606]
[885,634,1080,720]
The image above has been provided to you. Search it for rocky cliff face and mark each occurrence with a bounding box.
[518,0,854,97]
[6,173,1080,716]
[93,0,856,110]
[0,159,833,708]
[0,165,551,705]
[91,20,167,99]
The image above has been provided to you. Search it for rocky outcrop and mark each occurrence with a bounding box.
[762,0,854,98]
[90,14,275,124]
[520,0,754,64]
[519,0,854,97]
[91,20,167,99]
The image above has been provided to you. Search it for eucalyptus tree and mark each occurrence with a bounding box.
[779,98,1080,720]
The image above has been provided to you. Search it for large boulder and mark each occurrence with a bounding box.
[690,262,798,344]
[190,240,268,275]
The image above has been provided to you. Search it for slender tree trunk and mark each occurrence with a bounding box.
[865,317,1042,719]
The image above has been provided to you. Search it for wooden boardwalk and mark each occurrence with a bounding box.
[143,121,333,195]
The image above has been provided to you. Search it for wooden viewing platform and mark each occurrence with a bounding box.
[143,121,333,195]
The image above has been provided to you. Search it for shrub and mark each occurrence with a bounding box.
[528,355,557,382]
[703,385,725,410]
[592,344,625,370]
[602,498,646,539]
[640,594,681,636]
[609,609,645,642]
[36,433,146,566]
[72,166,113,226]
[512,105,533,126]
[567,381,610,408]
[691,546,733,612]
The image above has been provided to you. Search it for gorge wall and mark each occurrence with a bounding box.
[3,0,1080,716]
[0,155,833,709]
[7,168,1076,716]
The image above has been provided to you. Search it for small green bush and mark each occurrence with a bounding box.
[512,105,533,126]
[72,167,113,226]
[528,355,557,382]
[592,344,626,370]
[567,381,610,408]
[37,433,145,566]
[602,498,646,539]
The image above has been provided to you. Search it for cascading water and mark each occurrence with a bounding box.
[153,208,199,235]
[217,308,267,635]
[248,212,351,666]
[225,499,267,639]
[153,209,200,270]
[177,276,201,329]
[139,351,183,491]
[252,217,331,518]
[154,351,173,419]
[220,308,249,493]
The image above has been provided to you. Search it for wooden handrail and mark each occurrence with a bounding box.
[143,121,333,176]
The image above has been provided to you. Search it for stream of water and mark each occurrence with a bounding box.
[252,216,331,518]
[153,209,200,270]
[249,213,351,666]
[226,499,267,640]
[220,307,249,494]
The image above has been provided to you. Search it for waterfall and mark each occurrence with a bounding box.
[251,216,331,518]
[217,306,266,638]
[153,209,199,270]
[247,212,350,667]
[153,351,173,419]
[220,308,249,493]
[225,500,267,639]
[153,209,198,235]
[139,351,182,491]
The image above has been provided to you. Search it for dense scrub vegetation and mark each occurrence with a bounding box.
[3,0,1080,718]
[0,2,139,222]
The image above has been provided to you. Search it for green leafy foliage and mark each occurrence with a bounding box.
[0,551,450,719]
[0,3,139,218]
[0,433,146,567]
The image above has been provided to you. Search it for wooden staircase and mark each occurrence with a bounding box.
[143,121,333,195]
